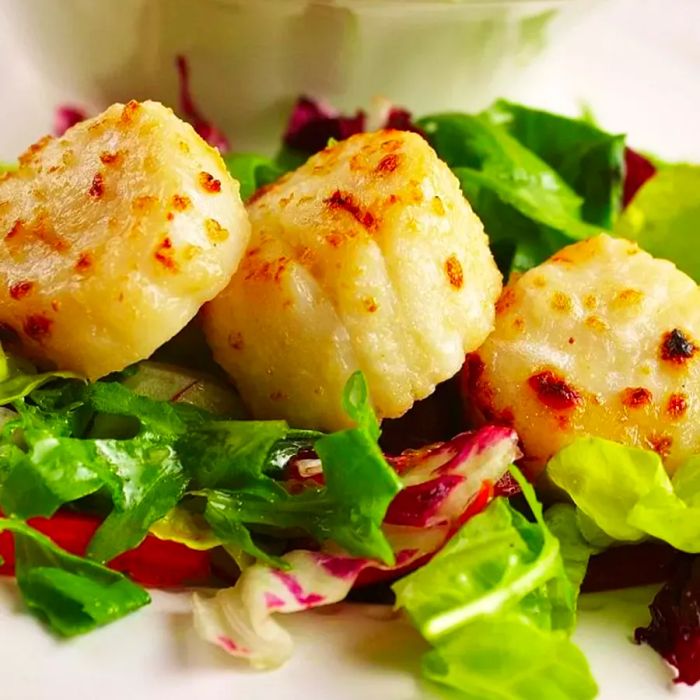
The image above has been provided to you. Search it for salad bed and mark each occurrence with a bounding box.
[1,78,700,699]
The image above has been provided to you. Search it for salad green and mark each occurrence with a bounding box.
[1,94,700,697]
[394,469,597,699]
[549,437,700,552]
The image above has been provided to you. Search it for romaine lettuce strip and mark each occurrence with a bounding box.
[547,437,700,552]
[0,518,149,636]
[392,468,597,700]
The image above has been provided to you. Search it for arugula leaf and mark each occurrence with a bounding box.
[0,377,193,562]
[85,439,188,562]
[223,153,285,201]
[0,439,104,518]
[0,519,149,636]
[0,162,17,174]
[179,420,291,490]
[614,165,700,281]
[198,372,401,564]
[393,467,596,700]
[417,112,601,274]
[547,437,700,552]
[485,100,625,228]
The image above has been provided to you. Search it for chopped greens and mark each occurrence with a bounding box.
[0,353,400,632]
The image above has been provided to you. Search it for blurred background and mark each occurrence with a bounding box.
[0,0,698,159]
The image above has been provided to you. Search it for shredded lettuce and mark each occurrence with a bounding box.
[0,519,149,636]
[547,437,700,552]
[614,165,700,281]
[393,468,597,700]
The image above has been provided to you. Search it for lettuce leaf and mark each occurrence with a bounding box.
[0,519,149,636]
[416,111,604,274]
[614,165,700,282]
[547,437,700,552]
[484,100,625,229]
[422,615,596,700]
[223,153,285,201]
[393,468,596,700]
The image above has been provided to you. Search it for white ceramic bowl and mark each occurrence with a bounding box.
[5,0,576,151]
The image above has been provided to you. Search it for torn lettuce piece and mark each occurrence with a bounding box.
[614,165,700,282]
[547,437,700,552]
[393,467,596,700]
[422,614,597,700]
[223,153,285,201]
[0,519,149,636]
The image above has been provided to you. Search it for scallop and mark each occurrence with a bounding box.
[464,234,700,476]
[0,100,250,379]
[203,129,502,431]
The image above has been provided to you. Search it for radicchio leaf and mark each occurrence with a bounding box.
[623,147,656,207]
[175,55,230,153]
[283,96,366,153]
[283,97,421,156]
[192,425,519,668]
[54,106,88,136]
[635,555,700,685]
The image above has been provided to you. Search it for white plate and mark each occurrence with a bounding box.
[1,1,699,698]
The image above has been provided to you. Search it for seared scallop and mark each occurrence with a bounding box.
[464,234,700,476]
[0,100,250,379]
[203,129,501,431]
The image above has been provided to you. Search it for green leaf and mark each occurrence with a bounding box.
[547,437,700,552]
[544,504,597,592]
[86,439,188,562]
[197,373,400,564]
[418,112,601,274]
[485,100,625,228]
[202,489,288,567]
[0,371,82,404]
[179,420,291,489]
[423,615,597,700]
[0,439,103,518]
[0,519,149,636]
[393,467,595,699]
[614,165,700,281]
[223,153,285,201]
